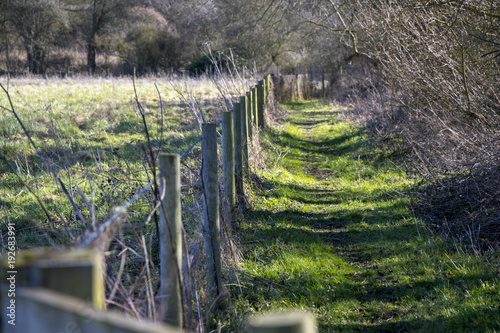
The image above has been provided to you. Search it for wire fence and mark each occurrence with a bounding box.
[74,73,275,330]
[0,72,326,332]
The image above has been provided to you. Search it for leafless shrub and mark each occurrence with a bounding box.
[345,1,500,252]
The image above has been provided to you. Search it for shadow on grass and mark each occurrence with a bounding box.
[326,308,500,333]
[240,203,498,331]
[236,101,500,332]
[265,128,367,158]
[0,129,202,234]
[256,176,407,205]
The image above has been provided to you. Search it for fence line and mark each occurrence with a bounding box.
[2,73,319,333]
[82,73,274,328]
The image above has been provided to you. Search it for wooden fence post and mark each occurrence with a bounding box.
[264,75,271,108]
[201,124,223,299]
[247,312,317,333]
[241,96,250,177]
[1,249,105,331]
[158,154,183,328]
[257,80,265,129]
[252,87,258,128]
[222,111,235,213]
[246,91,253,139]
[0,249,105,307]
[233,102,244,199]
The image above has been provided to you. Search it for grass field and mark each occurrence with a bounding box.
[226,100,500,332]
[0,75,240,322]
[0,76,225,246]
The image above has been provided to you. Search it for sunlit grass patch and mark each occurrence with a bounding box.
[0,76,222,244]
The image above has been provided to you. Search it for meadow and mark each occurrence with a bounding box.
[0,75,247,324]
[0,75,227,244]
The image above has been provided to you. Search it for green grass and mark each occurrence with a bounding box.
[228,100,500,332]
[0,76,217,246]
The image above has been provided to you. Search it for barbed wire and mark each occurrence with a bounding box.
[180,136,203,160]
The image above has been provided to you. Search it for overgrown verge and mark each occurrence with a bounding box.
[0,77,209,328]
[294,1,500,255]
[0,73,259,331]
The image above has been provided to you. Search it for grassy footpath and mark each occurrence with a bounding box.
[229,101,499,332]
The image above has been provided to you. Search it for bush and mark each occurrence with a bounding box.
[186,50,245,75]
[119,7,180,74]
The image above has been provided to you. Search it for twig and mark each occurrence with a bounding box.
[0,155,69,236]
[107,250,127,303]
[132,73,160,254]
[141,235,156,321]
[154,83,165,162]
[0,83,88,234]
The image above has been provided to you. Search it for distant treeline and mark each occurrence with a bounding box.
[0,0,345,76]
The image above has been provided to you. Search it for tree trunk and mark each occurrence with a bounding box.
[25,43,45,74]
[87,38,97,75]
[87,0,99,75]
[33,44,45,74]
[3,4,10,77]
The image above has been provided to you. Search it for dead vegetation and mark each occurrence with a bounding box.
[326,1,500,255]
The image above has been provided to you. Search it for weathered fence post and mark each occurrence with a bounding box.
[1,249,184,333]
[1,249,105,330]
[252,87,258,128]
[241,95,250,177]
[257,80,265,129]
[222,111,235,213]
[1,249,105,306]
[158,154,183,328]
[246,91,253,139]
[247,312,317,333]
[201,124,223,299]
[264,75,271,108]
[233,102,244,199]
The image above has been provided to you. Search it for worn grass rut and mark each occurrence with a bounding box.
[226,100,500,333]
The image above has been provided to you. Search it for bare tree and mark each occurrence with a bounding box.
[64,0,127,75]
[7,0,68,74]
[1,0,12,76]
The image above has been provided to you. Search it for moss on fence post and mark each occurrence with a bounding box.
[246,91,253,139]
[257,80,265,128]
[222,111,236,213]
[241,96,250,177]
[202,123,223,299]
[252,87,258,128]
[1,248,105,309]
[233,102,244,201]
[158,153,183,328]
